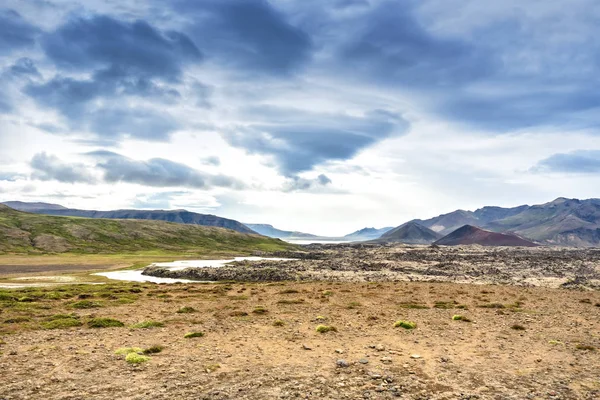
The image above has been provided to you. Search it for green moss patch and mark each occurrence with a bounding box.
[184,331,205,339]
[394,320,417,329]
[131,320,164,329]
[315,325,337,333]
[88,318,125,328]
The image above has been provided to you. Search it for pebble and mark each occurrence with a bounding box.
[336,359,349,368]
[359,358,369,364]
[302,344,312,350]
[410,354,422,359]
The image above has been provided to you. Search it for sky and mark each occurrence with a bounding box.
[1,0,600,236]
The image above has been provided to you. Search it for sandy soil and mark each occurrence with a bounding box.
[1,278,599,400]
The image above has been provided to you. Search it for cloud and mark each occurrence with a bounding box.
[88,151,245,189]
[42,15,202,80]
[283,174,333,192]
[532,150,600,173]
[339,1,490,88]
[9,58,41,78]
[0,9,39,55]
[201,156,221,166]
[224,107,409,174]
[173,0,312,75]
[30,152,96,183]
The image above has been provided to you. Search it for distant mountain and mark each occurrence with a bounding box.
[343,227,393,241]
[434,225,538,247]
[414,205,529,236]
[406,198,600,247]
[376,222,442,244]
[244,224,317,239]
[484,198,600,246]
[2,201,256,234]
[3,201,68,211]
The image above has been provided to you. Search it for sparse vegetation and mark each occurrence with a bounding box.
[273,320,285,327]
[397,302,429,309]
[452,315,472,322]
[143,345,164,354]
[115,347,143,355]
[277,299,304,304]
[316,325,337,333]
[131,320,164,329]
[125,352,150,364]
[71,300,102,309]
[394,320,417,329]
[184,331,205,339]
[279,289,299,294]
[229,310,249,317]
[88,318,125,328]
[575,344,595,351]
[42,316,82,329]
[347,301,361,309]
[177,306,197,314]
[252,306,268,314]
[479,303,505,309]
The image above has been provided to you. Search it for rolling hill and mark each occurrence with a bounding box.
[376,222,442,244]
[0,204,293,255]
[3,202,256,234]
[433,225,538,247]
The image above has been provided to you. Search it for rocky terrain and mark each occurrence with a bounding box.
[143,244,600,290]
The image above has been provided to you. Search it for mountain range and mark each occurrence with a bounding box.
[2,201,256,234]
[432,225,537,247]
[409,197,600,247]
[4,197,600,247]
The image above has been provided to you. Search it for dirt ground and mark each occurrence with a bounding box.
[1,277,599,400]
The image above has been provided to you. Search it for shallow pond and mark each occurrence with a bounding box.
[94,256,292,284]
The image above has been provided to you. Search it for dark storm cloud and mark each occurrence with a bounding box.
[339,1,492,88]
[532,150,600,173]
[0,9,40,55]
[22,14,198,141]
[42,15,202,80]
[88,151,245,189]
[30,152,96,183]
[224,107,408,175]
[172,0,312,75]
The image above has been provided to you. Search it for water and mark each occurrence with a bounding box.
[94,256,292,284]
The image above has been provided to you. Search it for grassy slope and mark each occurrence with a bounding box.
[0,205,294,256]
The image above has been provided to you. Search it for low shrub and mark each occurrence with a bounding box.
[184,331,205,339]
[131,321,164,329]
[315,325,337,333]
[88,318,125,328]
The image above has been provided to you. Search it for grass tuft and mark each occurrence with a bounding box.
[115,347,143,355]
[315,325,337,333]
[143,345,164,354]
[394,320,417,329]
[184,331,205,339]
[131,320,164,329]
[71,300,102,309]
[252,306,268,314]
[452,315,472,322]
[125,352,150,364]
[176,306,197,314]
[510,324,526,331]
[88,318,125,329]
[273,320,285,327]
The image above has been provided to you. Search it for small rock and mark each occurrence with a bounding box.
[359,358,369,364]
[410,354,422,359]
[335,349,344,354]
[375,344,385,352]
[302,344,312,350]
[336,359,349,368]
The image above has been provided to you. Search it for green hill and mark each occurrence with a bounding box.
[0,204,294,255]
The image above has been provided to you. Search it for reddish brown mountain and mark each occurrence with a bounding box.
[434,225,538,247]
